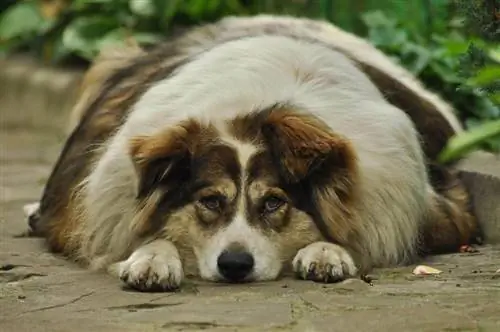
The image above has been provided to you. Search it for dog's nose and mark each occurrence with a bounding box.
[217,250,254,282]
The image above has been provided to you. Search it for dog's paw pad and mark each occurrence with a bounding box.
[118,252,183,292]
[292,242,357,283]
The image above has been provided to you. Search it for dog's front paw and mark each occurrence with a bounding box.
[292,242,357,283]
[118,241,183,292]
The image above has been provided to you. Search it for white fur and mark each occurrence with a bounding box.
[80,35,430,276]
[293,242,358,280]
[196,213,282,281]
[23,202,40,218]
[195,133,281,281]
[215,15,463,133]
[116,239,183,291]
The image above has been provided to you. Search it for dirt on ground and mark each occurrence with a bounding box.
[1,128,500,332]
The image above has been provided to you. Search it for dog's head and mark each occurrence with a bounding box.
[129,107,358,282]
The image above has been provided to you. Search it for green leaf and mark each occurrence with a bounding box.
[154,0,182,25]
[401,43,431,74]
[361,11,397,29]
[129,0,155,17]
[62,16,119,60]
[96,28,129,50]
[429,62,462,84]
[183,0,209,19]
[132,32,163,44]
[467,65,500,86]
[0,2,44,40]
[72,0,114,10]
[438,119,500,163]
[488,46,500,63]
[491,93,500,105]
[442,40,469,56]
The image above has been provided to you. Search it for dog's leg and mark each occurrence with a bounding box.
[292,241,358,283]
[115,239,184,292]
[422,164,481,254]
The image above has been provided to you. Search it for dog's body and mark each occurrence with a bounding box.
[29,15,478,291]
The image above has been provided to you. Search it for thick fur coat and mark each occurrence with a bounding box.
[28,15,478,291]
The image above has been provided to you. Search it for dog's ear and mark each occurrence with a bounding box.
[129,120,204,198]
[261,110,357,185]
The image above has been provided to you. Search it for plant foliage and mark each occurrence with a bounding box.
[0,0,498,159]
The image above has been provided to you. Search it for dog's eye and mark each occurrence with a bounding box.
[200,195,224,211]
[263,196,285,213]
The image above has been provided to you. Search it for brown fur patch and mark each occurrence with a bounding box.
[230,107,359,245]
[230,107,358,186]
[262,110,357,184]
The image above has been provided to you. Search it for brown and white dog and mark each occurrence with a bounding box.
[25,15,480,292]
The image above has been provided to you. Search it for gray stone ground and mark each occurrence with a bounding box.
[1,128,499,332]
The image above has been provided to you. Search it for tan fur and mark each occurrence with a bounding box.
[68,44,145,132]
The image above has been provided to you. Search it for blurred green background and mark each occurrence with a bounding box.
[0,0,498,161]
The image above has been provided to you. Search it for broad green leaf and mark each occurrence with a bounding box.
[0,2,44,40]
[439,119,500,163]
[62,16,118,60]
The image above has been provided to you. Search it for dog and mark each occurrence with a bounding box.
[25,15,480,292]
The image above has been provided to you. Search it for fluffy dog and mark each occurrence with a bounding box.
[26,15,479,292]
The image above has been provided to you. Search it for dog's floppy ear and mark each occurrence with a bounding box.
[129,120,204,198]
[260,110,357,185]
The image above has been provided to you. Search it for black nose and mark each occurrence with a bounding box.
[217,250,254,282]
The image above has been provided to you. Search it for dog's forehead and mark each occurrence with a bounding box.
[187,120,282,195]
[193,143,240,179]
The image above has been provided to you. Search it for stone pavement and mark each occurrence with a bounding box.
[1,126,500,332]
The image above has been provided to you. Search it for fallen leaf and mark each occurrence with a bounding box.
[459,245,479,253]
[412,265,442,275]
